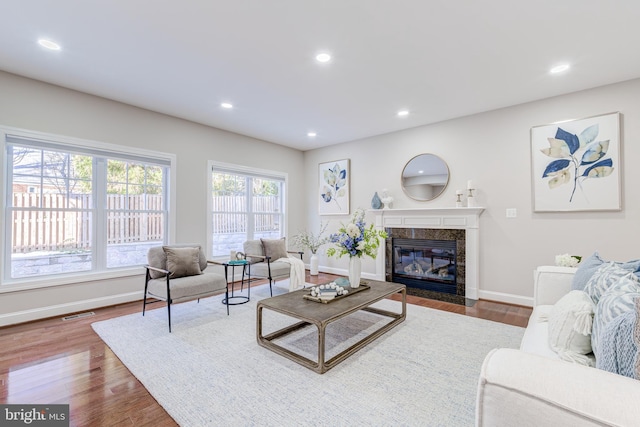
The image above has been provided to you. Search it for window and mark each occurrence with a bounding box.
[209,162,286,258]
[2,128,172,282]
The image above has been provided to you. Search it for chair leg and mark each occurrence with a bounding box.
[143,269,151,316]
[142,294,147,316]
[166,275,172,333]
[225,286,229,315]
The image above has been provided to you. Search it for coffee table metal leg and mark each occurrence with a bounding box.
[317,322,326,372]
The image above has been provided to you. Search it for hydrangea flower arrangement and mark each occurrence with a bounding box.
[326,208,388,259]
[555,253,582,267]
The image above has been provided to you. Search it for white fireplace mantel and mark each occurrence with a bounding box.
[369,207,485,300]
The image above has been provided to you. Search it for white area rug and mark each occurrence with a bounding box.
[92,285,523,426]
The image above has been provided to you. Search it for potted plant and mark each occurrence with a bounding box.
[291,222,329,275]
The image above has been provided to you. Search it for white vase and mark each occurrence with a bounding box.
[310,253,319,276]
[348,256,362,288]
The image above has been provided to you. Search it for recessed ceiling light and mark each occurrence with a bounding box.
[315,53,331,63]
[550,64,570,74]
[397,110,409,116]
[38,39,61,51]
[307,132,317,137]
[221,103,233,109]
[418,170,424,174]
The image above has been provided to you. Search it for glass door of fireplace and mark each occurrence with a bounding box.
[392,238,457,294]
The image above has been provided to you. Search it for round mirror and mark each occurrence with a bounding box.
[401,154,450,201]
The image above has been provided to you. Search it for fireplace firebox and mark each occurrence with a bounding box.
[392,238,457,294]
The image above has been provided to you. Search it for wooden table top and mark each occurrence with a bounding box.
[257,280,406,323]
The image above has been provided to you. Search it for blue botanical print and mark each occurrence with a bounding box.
[321,162,347,209]
[540,124,614,202]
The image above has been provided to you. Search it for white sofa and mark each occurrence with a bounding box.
[476,266,640,427]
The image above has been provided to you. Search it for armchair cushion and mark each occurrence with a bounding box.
[146,270,226,301]
[147,244,207,279]
[261,238,288,261]
[244,240,265,263]
[251,260,292,279]
[163,246,202,279]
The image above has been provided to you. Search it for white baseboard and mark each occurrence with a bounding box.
[317,267,380,281]
[0,291,142,327]
[318,266,343,276]
[477,289,533,307]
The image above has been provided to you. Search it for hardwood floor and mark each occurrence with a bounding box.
[0,272,531,426]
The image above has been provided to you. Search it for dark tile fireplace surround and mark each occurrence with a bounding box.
[385,227,467,305]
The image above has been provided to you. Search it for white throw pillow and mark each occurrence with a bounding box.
[548,290,596,366]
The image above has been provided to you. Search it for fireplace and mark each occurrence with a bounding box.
[384,227,466,304]
[370,207,484,304]
[392,238,457,294]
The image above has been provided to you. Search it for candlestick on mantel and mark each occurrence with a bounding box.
[467,180,474,190]
[455,190,464,208]
[467,192,476,207]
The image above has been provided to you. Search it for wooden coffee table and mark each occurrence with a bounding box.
[256,280,406,373]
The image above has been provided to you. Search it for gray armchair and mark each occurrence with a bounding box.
[243,238,303,296]
[143,244,228,332]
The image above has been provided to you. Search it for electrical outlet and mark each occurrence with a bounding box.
[506,208,517,218]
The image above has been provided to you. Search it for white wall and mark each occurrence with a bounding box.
[0,71,305,325]
[305,78,640,306]
[2,70,638,324]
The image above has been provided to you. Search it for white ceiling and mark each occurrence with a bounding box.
[1,1,639,151]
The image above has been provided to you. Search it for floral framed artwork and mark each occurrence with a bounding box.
[318,159,350,215]
[531,112,621,212]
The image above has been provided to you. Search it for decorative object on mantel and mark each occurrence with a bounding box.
[466,180,476,207]
[555,253,582,267]
[319,159,350,215]
[291,222,329,276]
[380,188,394,209]
[326,208,388,288]
[371,192,382,209]
[455,189,464,208]
[531,112,621,212]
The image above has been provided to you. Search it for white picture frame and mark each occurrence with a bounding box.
[318,159,350,215]
[531,112,621,212]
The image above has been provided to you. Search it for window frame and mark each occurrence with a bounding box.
[207,160,288,260]
[0,125,176,290]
